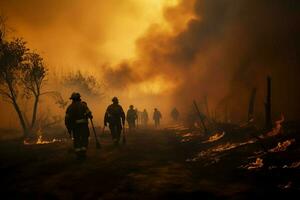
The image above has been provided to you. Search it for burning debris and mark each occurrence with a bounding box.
[268,139,295,153]
[278,182,292,190]
[268,161,300,170]
[240,158,264,170]
[24,135,66,145]
[186,139,257,162]
[166,124,189,131]
[211,140,256,153]
[266,114,285,137]
[202,131,225,143]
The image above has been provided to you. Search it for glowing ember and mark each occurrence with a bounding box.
[202,131,225,143]
[278,182,292,190]
[241,158,264,170]
[186,139,257,162]
[288,161,300,168]
[181,138,192,143]
[182,133,193,138]
[266,114,285,137]
[24,135,65,145]
[212,140,256,153]
[268,139,295,153]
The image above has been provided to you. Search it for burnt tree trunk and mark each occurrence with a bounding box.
[248,88,257,122]
[8,83,29,138]
[31,94,39,129]
[193,100,208,134]
[265,76,272,129]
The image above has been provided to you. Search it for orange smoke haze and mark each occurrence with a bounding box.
[1,0,300,129]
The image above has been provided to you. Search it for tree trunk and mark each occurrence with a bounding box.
[7,82,30,138]
[11,98,29,138]
[248,88,257,122]
[31,94,39,129]
[265,76,272,129]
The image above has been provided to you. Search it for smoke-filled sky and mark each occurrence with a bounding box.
[1,0,300,126]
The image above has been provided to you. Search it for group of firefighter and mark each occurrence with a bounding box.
[65,92,180,160]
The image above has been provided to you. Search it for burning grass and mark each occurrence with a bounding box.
[240,158,264,170]
[24,135,66,145]
[202,131,225,143]
[268,139,295,153]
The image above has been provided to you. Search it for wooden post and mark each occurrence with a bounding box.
[248,88,257,122]
[265,76,272,129]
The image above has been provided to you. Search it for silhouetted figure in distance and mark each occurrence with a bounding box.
[127,105,138,131]
[153,108,162,128]
[104,97,125,146]
[171,107,179,122]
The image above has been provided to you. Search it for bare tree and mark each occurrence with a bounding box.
[64,70,105,97]
[22,53,47,129]
[0,37,29,137]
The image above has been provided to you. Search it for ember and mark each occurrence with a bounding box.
[241,158,264,170]
[24,135,65,145]
[212,140,256,153]
[186,139,257,162]
[268,139,295,153]
[266,114,285,137]
[202,131,225,143]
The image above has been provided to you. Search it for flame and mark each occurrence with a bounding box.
[211,140,256,153]
[241,158,264,170]
[268,139,295,153]
[24,135,65,145]
[285,161,300,169]
[266,114,285,137]
[202,131,225,143]
[182,133,193,138]
[186,139,257,162]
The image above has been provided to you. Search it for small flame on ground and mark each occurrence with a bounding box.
[24,135,65,145]
[186,139,256,162]
[268,139,295,153]
[240,158,264,170]
[269,161,300,170]
[182,133,193,138]
[278,182,292,190]
[266,114,285,137]
[202,131,225,143]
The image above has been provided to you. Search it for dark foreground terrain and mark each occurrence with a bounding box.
[1,123,300,200]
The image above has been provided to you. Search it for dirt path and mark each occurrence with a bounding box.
[0,128,298,199]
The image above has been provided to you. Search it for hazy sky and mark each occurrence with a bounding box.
[1,0,300,128]
[0,0,178,68]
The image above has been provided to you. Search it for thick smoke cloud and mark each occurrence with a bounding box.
[1,0,300,126]
[106,0,300,120]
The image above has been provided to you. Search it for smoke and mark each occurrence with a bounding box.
[105,0,300,120]
[1,0,300,127]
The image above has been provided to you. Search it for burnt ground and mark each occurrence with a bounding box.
[0,123,300,200]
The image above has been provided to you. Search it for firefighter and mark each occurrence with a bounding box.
[171,107,180,122]
[104,97,125,146]
[141,109,149,126]
[153,108,162,128]
[65,92,92,160]
[127,105,138,131]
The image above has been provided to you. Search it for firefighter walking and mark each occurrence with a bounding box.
[65,92,93,160]
[104,97,126,146]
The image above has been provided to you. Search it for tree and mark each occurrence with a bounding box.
[22,53,47,129]
[64,70,104,97]
[0,37,30,137]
